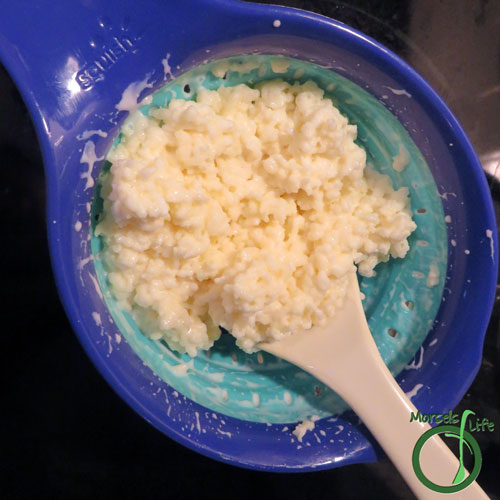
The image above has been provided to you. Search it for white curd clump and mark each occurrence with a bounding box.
[96,80,416,356]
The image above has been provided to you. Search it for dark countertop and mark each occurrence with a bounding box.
[1,1,499,498]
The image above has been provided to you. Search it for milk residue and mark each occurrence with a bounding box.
[392,145,409,172]
[486,229,495,260]
[116,75,154,112]
[385,86,412,98]
[80,141,104,190]
[270,58,290,74]
[426,265,439,288]
[292,415,320,442]
[77,129,108,141]
[405,346,424,370]
[162,53,173,80]
[171,360,194,377]
[406,383,423,400]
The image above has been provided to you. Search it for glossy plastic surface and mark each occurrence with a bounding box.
[91,54,448,424]
[0,0,497,472]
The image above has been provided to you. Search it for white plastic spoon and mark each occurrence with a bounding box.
[261,271,488,499]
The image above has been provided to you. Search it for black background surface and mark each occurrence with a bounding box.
[1,1,499,498]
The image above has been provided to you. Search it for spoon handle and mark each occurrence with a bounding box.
[262,273,488,499]
[332,329,489,499]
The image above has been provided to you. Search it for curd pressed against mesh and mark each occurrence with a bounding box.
[96,80,416,356]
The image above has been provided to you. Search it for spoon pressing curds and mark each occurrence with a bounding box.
[261,271,489,499]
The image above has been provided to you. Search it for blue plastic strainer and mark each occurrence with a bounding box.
[0,0,496,472]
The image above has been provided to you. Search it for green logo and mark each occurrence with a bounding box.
[411,409,494,493]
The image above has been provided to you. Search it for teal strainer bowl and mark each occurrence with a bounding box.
[92,55,447,423]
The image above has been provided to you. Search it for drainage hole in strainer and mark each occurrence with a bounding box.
[387,328,398,338]
[416,208,427,214]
